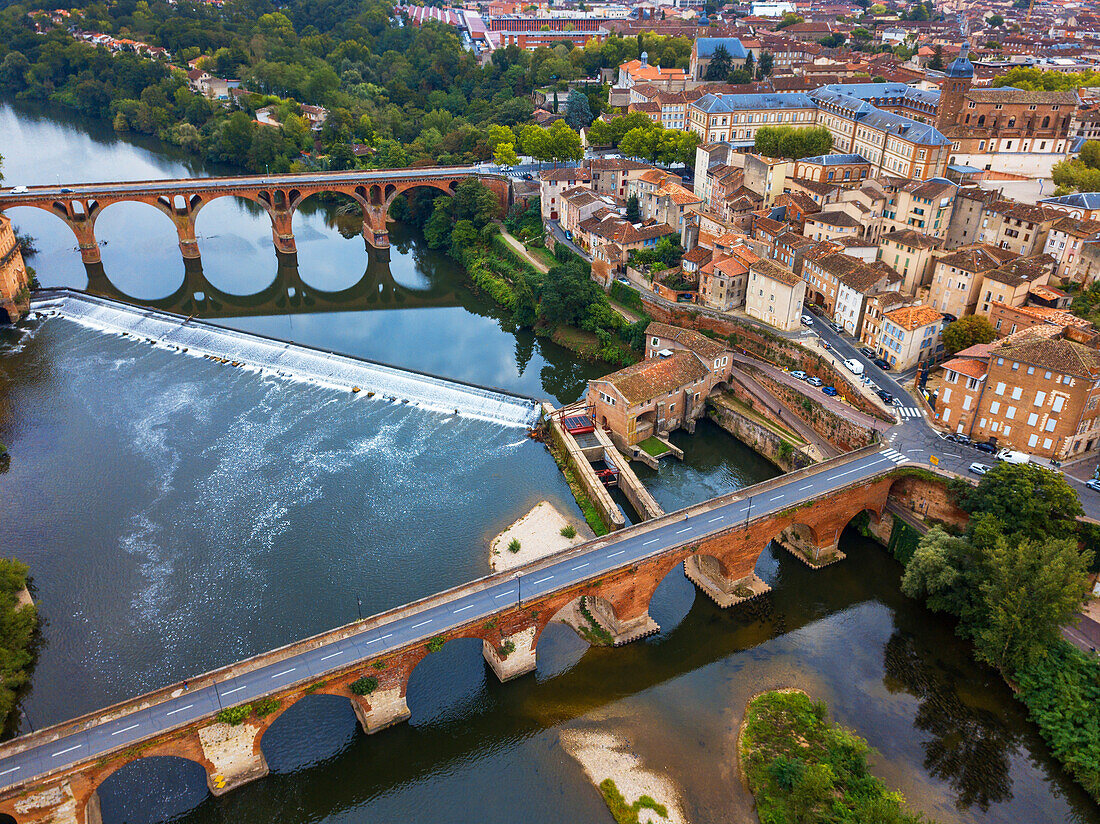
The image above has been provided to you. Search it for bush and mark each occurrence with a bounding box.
[349,676,379,696]
[560,524,577,539]
[597,778,668,824]
[426,635,446,653]
[216,704,252,726]
[508,538,521,553]
[253,697,280,717]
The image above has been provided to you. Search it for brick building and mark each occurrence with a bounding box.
[0,214,29,323]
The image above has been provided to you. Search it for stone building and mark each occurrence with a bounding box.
[0,214,30,323]
[745,259,806,332]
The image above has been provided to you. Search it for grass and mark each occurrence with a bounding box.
[636,436,671,458]
[560,524,577,539]
[215,704,252,726]
[598,778,669,824]
[508,538,521,553]
[740,691,929,824]
[577,597,615,646]
[426,635,446,653]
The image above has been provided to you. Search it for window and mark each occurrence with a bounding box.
[1027,366,1034,375]
[1044,438,1053,450]
[1006,406,1016,420]
[990,401,1001,414]
[1028,433,1039,447]
[995,382,1005,396]
[942,387,952,403]
[1045,418,1056,432]
[963,395,973,411]
[668,403,676,415]
[1011,386,1022,400]
[1053,395,1065,413]
[1035,390,1046,406]
[1028,412,1039,426]
[652,337,659,346]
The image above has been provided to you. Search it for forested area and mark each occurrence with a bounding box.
[0,0,691,173]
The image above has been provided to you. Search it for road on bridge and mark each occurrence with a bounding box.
[0,447,904,791]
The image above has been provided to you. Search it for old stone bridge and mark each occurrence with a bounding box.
[0,166,510,266]
[0,446,953,824]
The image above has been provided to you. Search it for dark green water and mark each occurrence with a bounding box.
[0,100,1096,823]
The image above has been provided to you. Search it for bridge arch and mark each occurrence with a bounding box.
[93,753,211,824]
[404,635,494,726]
[93,200,188,300]
[539,593,628,647]
[256,692,359,773]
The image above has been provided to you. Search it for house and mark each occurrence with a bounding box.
[1043,216,1100,283]
[699,242,758,311]
[875,304,943,370]
[745,259,806,331]
[974,254,1054,319]
[690,37,749,81]
[878,228,941,294]
[927,244,1018,317]
[540,168,592,222]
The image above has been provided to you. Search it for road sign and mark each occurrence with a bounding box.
[929,455,939,466]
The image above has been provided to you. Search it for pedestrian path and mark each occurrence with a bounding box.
[881,448,910,465]
[895,406,922,419]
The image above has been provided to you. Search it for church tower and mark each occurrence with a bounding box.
[937,43,974,132]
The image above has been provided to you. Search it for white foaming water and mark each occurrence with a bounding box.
[31,293,542,428]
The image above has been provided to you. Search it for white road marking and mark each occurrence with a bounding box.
[708,516,723,523]
[166,704,194,716]
[770,494,784,501]
[381,633,393,641]
[0,767,20,776]
[111,724,140,736]
[453,604,476,613]
[494,589,516,598]
[51,745,82,758]
[222,685,247,696]
[572,563,590,570]
[532,576,554,585]
[270,668,296,679]
[799,484,813,491]
[608,550,626,558]
[675,527,691,534]
[643,538,659,545]
[410,620,432,629]
[321,650,345,659]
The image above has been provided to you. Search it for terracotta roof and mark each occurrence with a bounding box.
[881,228,940,250]
[1051,215,1100,239]
[981,254,1053,287]
[966,88,1079,105]
[751,259,801,287]
[601,351,708,406]
[884,304,942,331]
[647,322,727,359]
[540,168,591,182]
[587,158,652,172]
[991,333,1100,378]
[992,302,1094,331]
[942,357,988,380]
[808,211,862,228]
[682,247,713,266]
[936,244,1018,273]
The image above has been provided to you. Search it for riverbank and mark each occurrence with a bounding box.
[0,559,38,738]
[739,689,929,823]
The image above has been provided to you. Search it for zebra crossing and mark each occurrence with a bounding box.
[895,406,922,419]
[882,448,910,465]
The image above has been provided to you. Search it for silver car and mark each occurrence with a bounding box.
[968,462,991,476]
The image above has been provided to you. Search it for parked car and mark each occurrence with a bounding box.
[996,448,1030,464]
[843,358,864,376]
[872,357,891,371]
[858,347,875,358]
[1086,479,1100,492]
[801,314,813,326]
[876,389,894,404]
[790,370,808,380]
[522,173,534,180]
[831,321,844,333]
[60,187,74,193]
[806,376,823,387]
[616,276,630,285]
[969,462,991,476]
[676,293,694,303]
[821,385,838,396]
[947,433,972,445]
[973,442,997,454]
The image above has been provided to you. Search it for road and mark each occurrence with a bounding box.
[0,448,903,791]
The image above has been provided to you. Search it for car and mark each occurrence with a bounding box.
[790,370,808,380]
[947,433,972,445]
[821,385,838,396]
[806,376,823,387]
[996,448,1030,465]
[821,341,830,350]
[843,358,864,376]
[60,187,74,193]
[11,185,27,194]
[872,357,891,371]
[876,389,894,404]
[858,347,875,358]
[616,276,630,285]
[522,173,534,180]
[676,293,694,303]
[1086,479,1100,492]
[969,462,991,475]
[801,314,813,326]
[973,441,997,454]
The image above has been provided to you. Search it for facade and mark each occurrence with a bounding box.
[927,244,1017,317]
[745,259,806,331]
[539,167,592,222]
[689,37,748,81]
[699,242,758,311]
[935,328,1100,460]
[974,255,1053,319]
[587,158,652,199]
[877,304,943,370]
[878,229,941,294]
[0,214,29,323]
[616,53,690,91]
[1043,216,1100,283]
[792,153,871,186]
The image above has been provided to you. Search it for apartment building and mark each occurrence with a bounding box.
[1043,216,1100,283]
[833,262,901,337]
[745,259,807,331]
[876,304,943,371]
[699,243,758,311]
[878,229,941,294]
[688,92,818,146]
[974,255,1053,319]
[927,244,1018,317]
[539,167,592,222]
[586,157,652,199]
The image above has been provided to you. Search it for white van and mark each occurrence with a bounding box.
[843,358,864,376]
[996,449,1030,465]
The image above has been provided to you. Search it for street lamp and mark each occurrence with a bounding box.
[356,595,363,621]
[744,495,752,528]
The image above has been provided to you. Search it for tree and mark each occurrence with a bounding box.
[494,142,519,167]
[757,51,774,79]
[774,12,803,29]
[941,315,996,353]
[901,528,970,616]
[754,125,833,159]
[928,45,945,71]
[625,194,641,222]
[705,45,734,81]
[545,120,582,162]
[954,463,1084,542]
[986,13,1004,26]
[743,51,755,79]
[564,88,594,130]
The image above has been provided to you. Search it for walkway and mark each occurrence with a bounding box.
[728,366,840,459]
[498,228,549,274]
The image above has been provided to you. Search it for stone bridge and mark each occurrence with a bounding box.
[0,166,510,267]
[0,447,938,824]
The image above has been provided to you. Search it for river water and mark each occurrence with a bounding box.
[0,101,1096,824]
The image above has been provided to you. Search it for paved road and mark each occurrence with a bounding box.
[0,448,902,791]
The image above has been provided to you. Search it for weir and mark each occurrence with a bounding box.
[30,290,541,427]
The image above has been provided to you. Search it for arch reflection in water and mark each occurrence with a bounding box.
[82,250,460,321]
[97,756,209,824]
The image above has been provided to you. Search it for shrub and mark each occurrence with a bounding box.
[349,676,379,696]
[560,524,577,539]
[497,639,516,658]
[253,697,280,717]
[216,704,252,726]
[508,538,522,553]
[426,635,446,653]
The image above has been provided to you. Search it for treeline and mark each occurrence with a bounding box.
[993,67,1100,91]
[1052,141,1100,195]
[0,559,37,736]
[398,182,646,365]
[899,463,1100,800]
[753,125,833,160]
[585,112,699,166]
[0,0,699,174]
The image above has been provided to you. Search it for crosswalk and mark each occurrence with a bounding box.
[895,406,922,419]
[882,448,910,465]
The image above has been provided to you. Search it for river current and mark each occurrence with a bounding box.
[0,101,1096,823]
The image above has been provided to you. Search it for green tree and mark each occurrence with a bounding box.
[704,45,733,80]
[564,88,594,130]
[941,314,996,353]
[754,125,833,159]
[545,120,582,162]
[743,50,755,78]
[494,142,519,167]
[757,51,774,79]
[928,45,945,71]
[954,462,1084,542]
[986,13,1004,26]
[625,194,641,222]
[774,12,804,29]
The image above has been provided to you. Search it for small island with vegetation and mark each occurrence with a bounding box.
[740,690,929,824]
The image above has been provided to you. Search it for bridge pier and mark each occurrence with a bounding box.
[482,626,537,681]
[684,555,771,608]
[175,216,201,260]
[588,598,659,646]
[197,722,269,796]
[776,524,846,567]
[3,780,101,824]
[362,206,390,256]
[67,220,100,265]
[351,689,411,734]
[270,211,296,255]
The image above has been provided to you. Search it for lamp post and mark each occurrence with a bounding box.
[356,595,363,621]
[744,495,752,528]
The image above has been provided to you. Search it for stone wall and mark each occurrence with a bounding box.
[706,396,814,473]
[887,471,970,531]
[546,412,626,532]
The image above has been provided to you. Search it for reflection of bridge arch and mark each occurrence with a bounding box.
[0,168,509,267]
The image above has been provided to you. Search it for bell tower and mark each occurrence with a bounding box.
[937,43,974,132]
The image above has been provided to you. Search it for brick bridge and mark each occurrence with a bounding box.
[0,448,945,824]
[0,166,510,268]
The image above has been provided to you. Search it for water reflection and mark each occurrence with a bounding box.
[884,630,1017,811]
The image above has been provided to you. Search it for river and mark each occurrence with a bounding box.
[0,101,1095,824]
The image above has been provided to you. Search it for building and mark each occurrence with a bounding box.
[792,153,871,186]
[876,304,943,370]
[974,254,1053,319]
[1039,192,1100,222]
[688,92,819,146]
[617,53,690,91]
[1043,216,1100,283]
[487,15,609,49]
[627,170,702,233]
[539,167,592,222]
[928,244,1018,317]
[745,259,806,331]
[699,242,758,311]
[689,37,749,81]
[935,328,1100,460]
[742,154,793,207]
[585,323,732,449]
[0,214,29,323]
[878,229,941,294]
